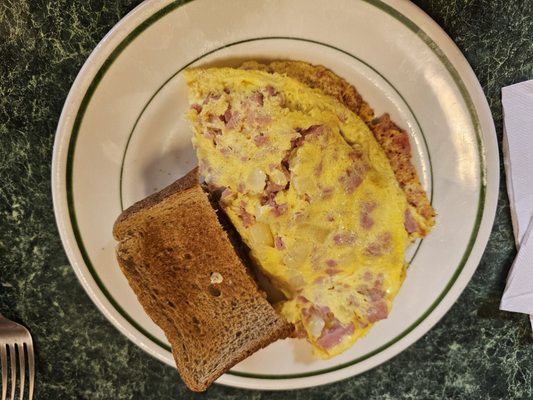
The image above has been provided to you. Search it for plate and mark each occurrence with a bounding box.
[52,0,499,390]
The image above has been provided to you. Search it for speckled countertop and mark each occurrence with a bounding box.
[1,0,532,399]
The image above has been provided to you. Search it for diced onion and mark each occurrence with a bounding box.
[308,314,326,339]
[293,176,316,194]
[248,222,274,246]
[269,168,288,186]
[283,241,312,268]
[246,167,266,193]
[296,223,331,243]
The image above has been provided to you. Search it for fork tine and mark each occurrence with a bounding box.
[26,342,34,400]
[1,344,7,400]
[17,345,24,400]
[7,345,15,400]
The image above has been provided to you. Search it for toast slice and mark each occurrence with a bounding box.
[113,168,293,392]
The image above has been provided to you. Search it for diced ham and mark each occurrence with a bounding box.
[238,206,255,228]
[360,202,377,230]
[365,242,381,256]
[266,180,286,193]
[290,135,305,148]
[300,304,355,349]
[333,232,356,245]
[404,208,419,234]
[254,134,269,146]
[366,300,388,323]
[191,103,202,113]
[320,186,334,199]
[302,304,331,321]
[316,322,355,350]
[367,286,384,302]
[254,113,272,126]
[326,259,341,276]
[207,113,218,123]
[356,274,386,321]
[260,191,276,206]
[275,236,286,250]
[374,273,384,288]
[221,108,230,123]
[297,295,310,304]
[362,271,373,281]
[325,267,340,276]
[381,232,392,247]
[314,276,326,285]
[203,127,221,140]
[271,202,288,217]
[266,85,277,96]
[250,91,264,106]
[289,125,326,149]
[219,147,232,156]
[340,168,363,194]
[300,124,325,139]
[223,109,240,129]
[364,232,392,256]
[348,148,364,160]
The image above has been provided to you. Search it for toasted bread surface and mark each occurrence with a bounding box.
[240,60,435,237]
[113,169,292,391]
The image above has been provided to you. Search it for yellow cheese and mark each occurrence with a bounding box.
[185,67,410,358]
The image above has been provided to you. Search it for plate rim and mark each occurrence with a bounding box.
[52,0,499,390]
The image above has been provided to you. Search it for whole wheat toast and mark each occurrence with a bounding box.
[113,168,293,392]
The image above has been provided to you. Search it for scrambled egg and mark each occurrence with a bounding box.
[185,68,410,358]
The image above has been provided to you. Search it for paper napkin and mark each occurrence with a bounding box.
[499,79,533,330]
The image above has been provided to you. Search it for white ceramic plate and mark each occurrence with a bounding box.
[52,0,499,391]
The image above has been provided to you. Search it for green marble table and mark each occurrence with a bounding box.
[1,0,532,398]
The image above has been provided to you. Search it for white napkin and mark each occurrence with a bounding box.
[499,79,533,329]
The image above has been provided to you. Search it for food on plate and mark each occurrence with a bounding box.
[113,60,435,391]
[185,63,435,358]
[113,168,293,392]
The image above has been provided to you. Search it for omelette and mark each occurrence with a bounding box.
[185,65,434,358]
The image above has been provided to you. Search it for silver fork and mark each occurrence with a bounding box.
[0,314,34,400]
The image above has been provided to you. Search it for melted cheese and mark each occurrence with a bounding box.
[185,68,410,358]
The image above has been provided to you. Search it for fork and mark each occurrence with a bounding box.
[0,314,34,400]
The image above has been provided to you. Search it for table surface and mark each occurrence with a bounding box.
[1,0,532,398]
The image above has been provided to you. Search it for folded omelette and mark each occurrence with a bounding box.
[185,65,434,358]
